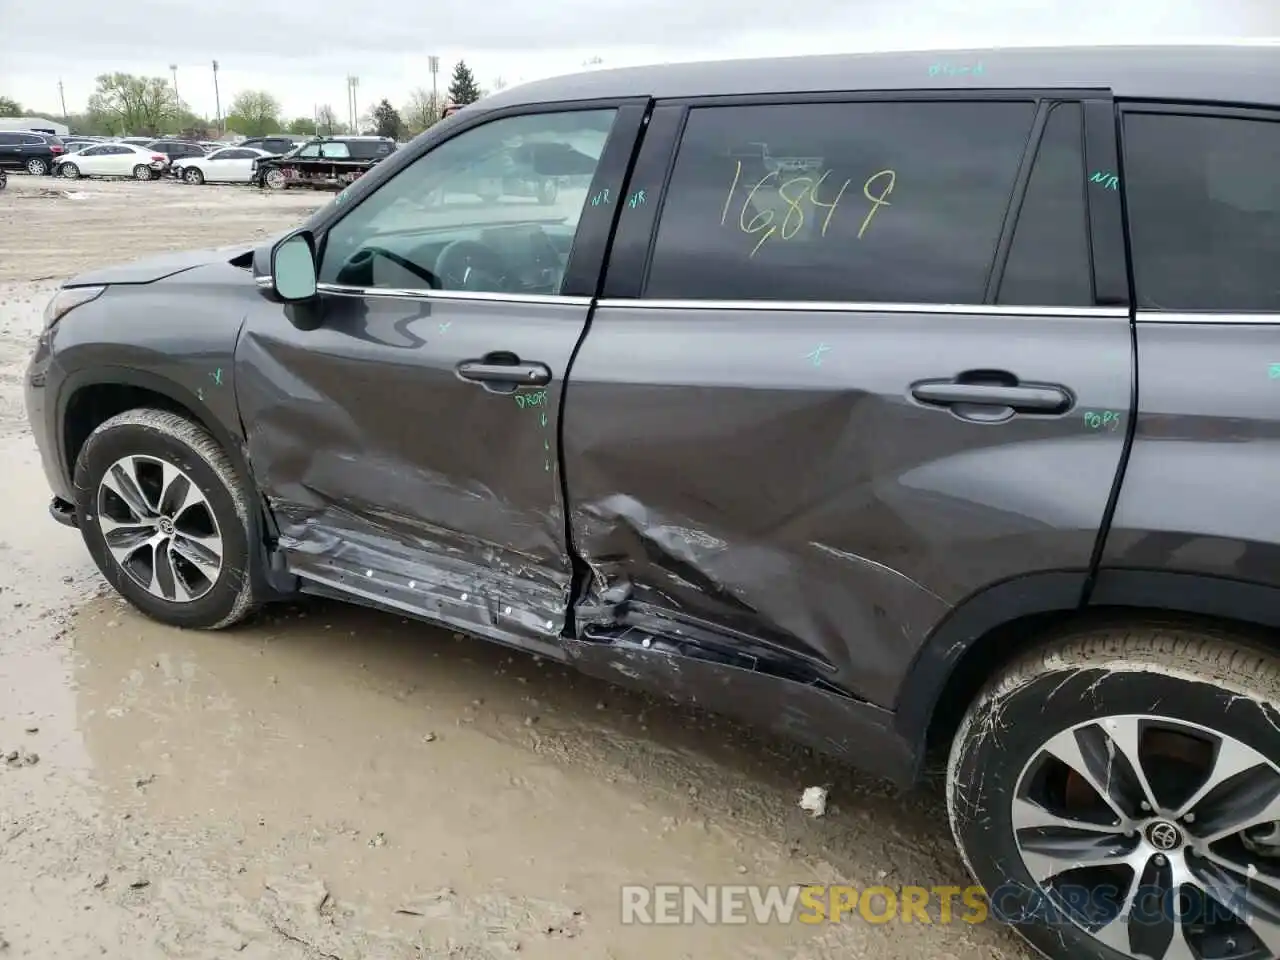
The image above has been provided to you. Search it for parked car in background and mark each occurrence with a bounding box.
[61,140,99,154]
[253,135,396,190]
[55,142,168,180]
[0,132,65,175]
[116,137,157,147]
[237,135,308,156]
[145,140,206,164]
[171,146,274,184]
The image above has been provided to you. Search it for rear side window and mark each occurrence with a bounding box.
[21,135,44,145]
[644,100,1036,303]
[1124,111,1280,312]
[998,103,1092,307]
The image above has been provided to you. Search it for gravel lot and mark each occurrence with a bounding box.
[0,172,1027,959]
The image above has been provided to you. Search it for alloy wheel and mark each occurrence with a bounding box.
[1013,714,1280,959]
[95,455,224,603]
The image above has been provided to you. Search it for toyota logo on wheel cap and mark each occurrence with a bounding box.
[1147,821,1182,851]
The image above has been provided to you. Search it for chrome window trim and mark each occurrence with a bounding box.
[315,281,592,307]
[254,280,1133,317]
[1136,310,1280,325]
[596,298,1129,318]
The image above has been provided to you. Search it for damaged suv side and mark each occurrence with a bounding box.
[27,46,1280,960]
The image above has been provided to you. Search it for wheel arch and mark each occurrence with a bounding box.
[895,569,1280,776]
[58,369,298,601]
[60,369,250,493]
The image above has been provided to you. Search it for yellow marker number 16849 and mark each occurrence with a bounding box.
[720,162,896,257]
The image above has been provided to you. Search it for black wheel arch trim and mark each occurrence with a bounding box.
[893,567,1280,781]
[55,365,298,600]
[891,570,1087,771]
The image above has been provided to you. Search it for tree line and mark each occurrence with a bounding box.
[0,60,490,141]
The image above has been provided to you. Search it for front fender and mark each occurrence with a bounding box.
[46,260,260,490]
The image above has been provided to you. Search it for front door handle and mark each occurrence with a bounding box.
[456,357,551,387]
[910,373,1073,416]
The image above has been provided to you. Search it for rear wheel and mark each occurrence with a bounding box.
[73,409,257,629]
[948,625,1280,960]
[26,157,48,176]
[133,164,152,181]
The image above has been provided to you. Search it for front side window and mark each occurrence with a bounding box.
[1124,111,1280,312]
[321,142,351,159]
[79,145,106,156]
[645,100,1036,303]
[319,108,617,296]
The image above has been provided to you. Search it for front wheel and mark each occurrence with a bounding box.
[948,625,1280,960]
[60,163,80,179]
[133,164,153,181]
[264,168,287,190]
[73,409,257,629]
[184,166,204,185]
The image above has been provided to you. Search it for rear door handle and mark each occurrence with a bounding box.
[456,359,551,387]
[911,378,1072,413]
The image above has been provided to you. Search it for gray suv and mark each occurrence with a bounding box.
[25,45,1280,960]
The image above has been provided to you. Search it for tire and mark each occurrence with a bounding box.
[947,624,1280,960]
[73,408,257,630]
[133,164,152,181]
[60,163,80,179]
[264,168,287,190]
[184,166,204,185]
[26,157,49,176]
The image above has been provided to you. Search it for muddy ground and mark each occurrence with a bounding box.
[0,173,1028,959]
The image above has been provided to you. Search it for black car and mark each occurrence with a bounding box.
[253,136,396,190]
[0,131,66,175]
[145,140,206,163]
[238,135,307,156]
[24,45,1280,960]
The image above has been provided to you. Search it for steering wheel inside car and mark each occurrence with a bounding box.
[343,246,442,289]
[434,240,511,292]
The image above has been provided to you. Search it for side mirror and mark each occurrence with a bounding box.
[271,231,318,302]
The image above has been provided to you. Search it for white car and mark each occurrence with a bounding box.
[172,146,274,185]
[55,143,168,181]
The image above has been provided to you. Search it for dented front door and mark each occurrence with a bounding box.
[235,105,631,653]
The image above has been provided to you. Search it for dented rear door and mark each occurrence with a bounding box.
[561,95,1132,705]
[235,102,646,653]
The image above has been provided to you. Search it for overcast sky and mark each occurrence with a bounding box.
[2,0,1279,122]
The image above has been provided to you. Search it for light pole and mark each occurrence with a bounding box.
[212,60,222,135]
[57,79,68,119]
[429,55,439,117]
[346,75,359,133]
